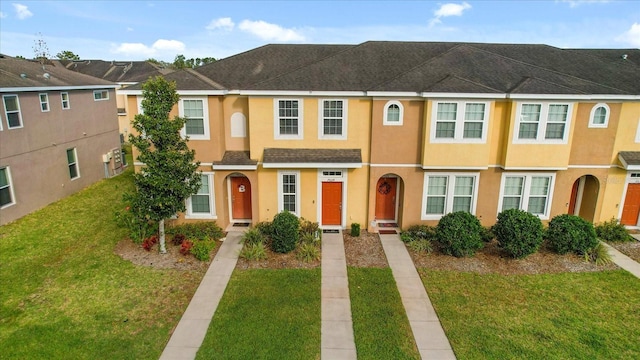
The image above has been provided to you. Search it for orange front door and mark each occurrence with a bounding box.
[375,177,397,220]
[231,177,252,219]
[621,183,640,225]
[322,182,342,225]
[568,179,579,215]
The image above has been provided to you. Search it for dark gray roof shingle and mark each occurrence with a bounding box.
[263,148,362,164]
[213,151,257,166]
[619,151,640,166]
[0,55,114,88]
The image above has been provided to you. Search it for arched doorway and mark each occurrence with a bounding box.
[568,175,599,222]
[374,175,401,223]
[228,174,252,221]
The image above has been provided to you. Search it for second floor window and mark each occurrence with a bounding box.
[3,95,22,129]
[39,93,49,112]
[320,99,346,139]
[275,99,302,139]
[515,102,572,143]
[93,90,109,101]
[61,92,70,109]
[432,101,488,142]
[180,98,209,140]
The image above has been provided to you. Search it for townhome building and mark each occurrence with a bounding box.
[0,55,122,225]
[121,41,640,232]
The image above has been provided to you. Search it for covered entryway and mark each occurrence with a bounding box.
[322,182,342,226]
[621,183,640,226]
[375,176,397,221]
[567,175,599,222]
[230,176,252,220]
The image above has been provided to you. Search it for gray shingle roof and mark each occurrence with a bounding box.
[0,55,114,89]
[191,41,640,95]
[263,148,362,164]
[126,69,224,91]
[213,151,257,166]
[619,151,640,166]
[56,59,170,83]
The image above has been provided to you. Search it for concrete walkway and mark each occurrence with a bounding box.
[379,233,457,360]
[602,241,640,279]
[321,230,357,359]
[159,231,244,360]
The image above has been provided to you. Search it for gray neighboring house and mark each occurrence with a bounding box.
[0,55,123,225]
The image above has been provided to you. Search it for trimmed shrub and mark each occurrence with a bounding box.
[595,218,634,242]
[240,242,267,261]
[350,223,361,237]
[436,212,484,257]
[142,235,158,251]
[480,226,494,243]
[190,240,216,261]
[299,218,320,237]
[171,233,186,246]
[254,221,273,238]
[405,225,437,241]
[270,211,300,253]
[400,232,414,243]
[493,209,543,259]
[180,240,193,255]
[242,228,265,245]
[547,214,598,255]
[166,222,224,241]
[408,239,433,253]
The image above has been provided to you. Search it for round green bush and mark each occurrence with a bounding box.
[493,209,543,259]
[270,211,300,253]
[436,211,484,257]
[547,214,598,255]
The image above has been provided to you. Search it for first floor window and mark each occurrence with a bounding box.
[499,174,554,218]
[39,93,49,112]
[279,171,299,215]
[422,173,478,219]
[187,173,215,218]
[67,148,80,179]
[0,167,15,207]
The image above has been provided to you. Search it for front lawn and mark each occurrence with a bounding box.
[196,269,321,359]
[0,167,205,359]
[348,267,419,359]
[421,270,640,359]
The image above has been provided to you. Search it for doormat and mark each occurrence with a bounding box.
[379,229,397,235]
[322,229,340,234]
[233,223,250,227]
[378,223,398,228]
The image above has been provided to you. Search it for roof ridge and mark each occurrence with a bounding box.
[425,73,503,93]
[247,43,360,88]
[509,76,588,94]
[185,68,225,90]
[466,44,630,94]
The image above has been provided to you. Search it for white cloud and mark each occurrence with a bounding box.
[616,22,640,48]
[13,3,33,19]
[206,17,235,31]
[0,12,7,18]
[238,19,305,42]
[430,2,471,27]
[126,27,133,32]
[152,39,185,52]
[559,0,610,8]
[112,39,186,57]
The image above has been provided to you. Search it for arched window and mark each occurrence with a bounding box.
[589,103,610,128]
[383,100,403,126]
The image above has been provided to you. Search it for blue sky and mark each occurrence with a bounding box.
[1,1,638,62]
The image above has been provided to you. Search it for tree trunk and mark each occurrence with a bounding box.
[159,219,167,254]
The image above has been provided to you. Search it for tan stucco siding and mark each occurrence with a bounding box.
[222,95,250,151]
[370,100,423,165]
[612,102,640,163]
[569,103,620,165]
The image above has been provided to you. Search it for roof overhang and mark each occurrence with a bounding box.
[262,148,362,169]
[618,152,640,170]
[0,84,118,92]
[508,94,640,101]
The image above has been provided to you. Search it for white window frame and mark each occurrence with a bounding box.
[66,148,80,180]
[93,90,109,101]
[179,97,210,141]
[3,94,23,129]
[636,118,640,143]
[430,100,489,143]
[497,173,556,220]
[421,172,480,220]
[0,166,16,209]
[61,92,70,110]
[588,103,610,128]
[513,102,573,144]
[278,170,300,216]
[383,100,404,126]
[274,99,303,140]
[39,93,50,112]
[319,99,347,140]
[186,172,217,219]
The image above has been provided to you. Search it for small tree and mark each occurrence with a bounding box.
[32,32,50,67]
[125,76,201,253]
[56,50,80,60]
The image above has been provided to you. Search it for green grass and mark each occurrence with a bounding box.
[348,267,420,360]
[196,269,321,359]
[421,269,640,359]
[0,165,205,359]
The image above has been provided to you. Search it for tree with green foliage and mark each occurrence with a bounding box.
[125,76,201,253]
[172,54,216,69]
[56,50,80,60]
